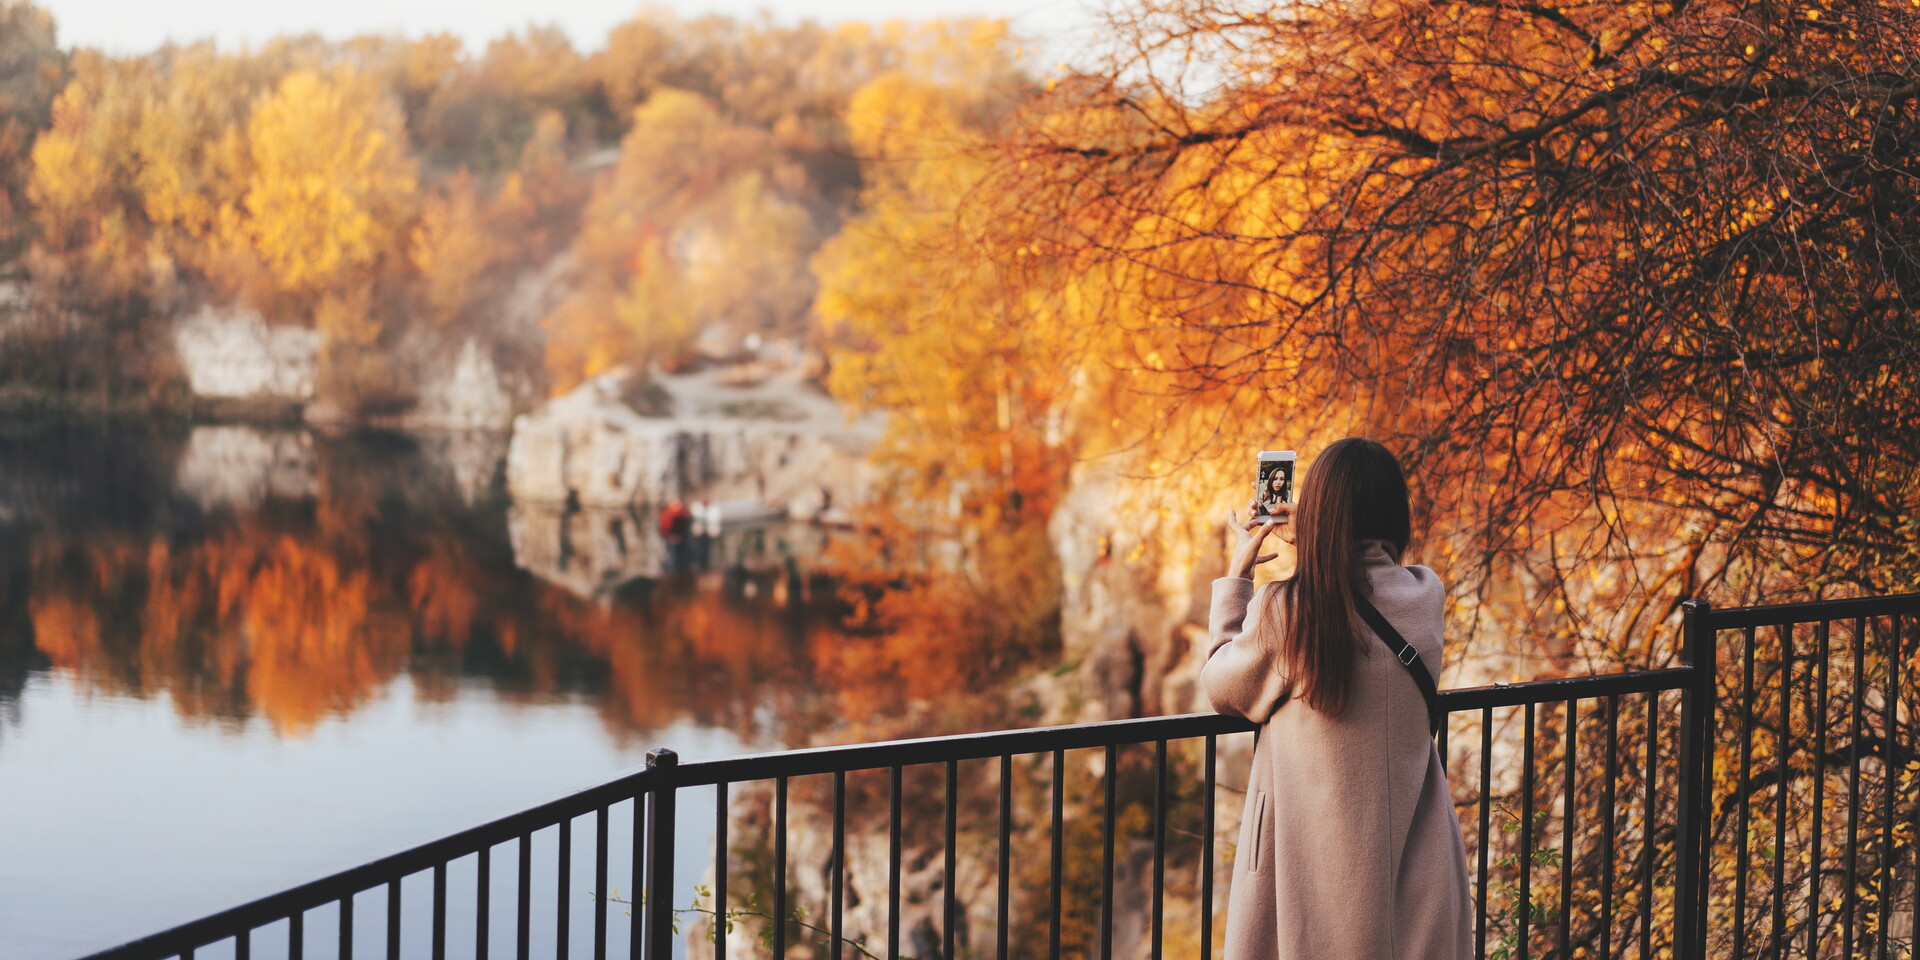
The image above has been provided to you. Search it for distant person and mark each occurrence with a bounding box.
[1204,438,1471,960]
[658,499,692,541]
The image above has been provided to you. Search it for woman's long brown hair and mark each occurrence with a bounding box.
[1257,437,1412,717]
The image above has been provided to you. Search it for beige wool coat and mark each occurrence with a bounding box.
[1201,540,1473,960]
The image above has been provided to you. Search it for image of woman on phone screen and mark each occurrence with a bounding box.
[1204,438,1472,960]
[1256,465,1290,518]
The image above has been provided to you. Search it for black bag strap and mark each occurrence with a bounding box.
[1353,595,1442,737]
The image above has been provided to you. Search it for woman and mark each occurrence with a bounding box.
[1202,438,1472,960]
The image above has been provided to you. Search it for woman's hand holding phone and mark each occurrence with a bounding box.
[1227,503,1295,579]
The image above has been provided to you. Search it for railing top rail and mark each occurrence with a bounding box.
[673,712,1258,786]
[1437,666,1694,710]
[1701,590,1920,630]
[677,666,1701,785]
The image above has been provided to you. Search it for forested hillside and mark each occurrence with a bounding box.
[0,3,1025,418]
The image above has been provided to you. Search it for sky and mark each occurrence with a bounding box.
[38,0,1102,60]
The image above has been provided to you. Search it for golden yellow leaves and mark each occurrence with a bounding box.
[27,55,138,256]
[25,127,108,244]
[228,66,418,298]
[409,170,497,327]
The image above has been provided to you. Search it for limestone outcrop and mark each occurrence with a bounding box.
[172,306,320,401]
[389,339,515,432]
[1049,455,1229,722]
[504,368,879,517]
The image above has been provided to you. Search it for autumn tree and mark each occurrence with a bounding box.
[417,26,589,173]
[543,86,823,387]
[969,0,1920,646]
[226,65,417,305]
[25,51,153,310]
[130,43,286,298]
[807,27,1068,721]
[0,0,64,261]
[409,169,498,328]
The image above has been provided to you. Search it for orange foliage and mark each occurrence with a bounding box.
[810,0,1920,686]
[240,536,402,734]
[14,503,886,741]
[28,593,99,671]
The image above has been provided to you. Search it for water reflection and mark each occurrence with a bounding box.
[0,421,853,742]
[174,425,317,509]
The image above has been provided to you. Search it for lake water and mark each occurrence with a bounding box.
[0,421,868,959]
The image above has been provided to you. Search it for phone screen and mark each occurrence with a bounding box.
[1255,454,1294,521]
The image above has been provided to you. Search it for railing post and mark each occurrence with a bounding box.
[1674,599,1715,960]
[644,748,679,960]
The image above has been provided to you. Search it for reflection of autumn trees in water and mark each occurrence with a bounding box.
[1,429,1014,742]
[17,518,882,737]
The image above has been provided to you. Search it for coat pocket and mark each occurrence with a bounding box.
[1249,791,1268,872]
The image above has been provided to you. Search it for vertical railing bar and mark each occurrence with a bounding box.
[832,771,845,960]
[342,893,355,960]
[386,879,401,960]
[643,749,679,960]
[1639,693,1656,960]
[290,908,304,960]
[637,794,652,960]
[1151,738,1167,960]
[1202,734,1217,960]
[997,754,1012,960]
[432,862,447,960]
[477,845,490,960]
[1519,701,1535,960]
[517,832,532,960]
[1809,619,1830,960]
[889,764,903,960]
[1100,743,1117,960]
[1771,624,1790,960]
[713,783,728,960]
[1476,706,1492,960]
[1560,698,1576,960]
[775,776,789,960]
[1697,650,1717,955]
[1846,616,1865,958]
[1600,696,1618,960]
[1675,599,1714,960]
[1438,710,1449,772]
[558,817,573,960]
[1049,747,1065,960]
[237,928,250,960]
[594,805,609,960]
[1734,625,1756,960]
[1877,615,1898,960]
[945,759,958,960]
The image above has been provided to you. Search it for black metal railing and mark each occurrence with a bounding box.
[75,591,1918,960]
[1679,594,1920,960]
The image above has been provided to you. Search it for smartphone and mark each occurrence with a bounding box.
[1253,451,1295,524]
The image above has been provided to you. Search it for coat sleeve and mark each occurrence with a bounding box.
[1200,577,1293,723]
